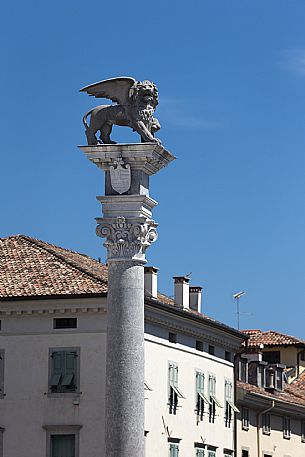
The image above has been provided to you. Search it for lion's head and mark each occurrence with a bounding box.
[129,80,159,109]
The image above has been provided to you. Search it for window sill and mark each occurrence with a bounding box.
[242,426,249,431]
[283,435,291,440]
[262,430,271,436]
[45,392,81,399]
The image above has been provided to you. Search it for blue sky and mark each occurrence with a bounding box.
[1,1,305,337]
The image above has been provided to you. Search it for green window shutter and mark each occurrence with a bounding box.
[50,352,65,387]
[62,352,77,387]
[196,372,204,393]
[170,444,179,457]
[169,364,178,387]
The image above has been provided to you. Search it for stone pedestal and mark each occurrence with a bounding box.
[79,143,175,457]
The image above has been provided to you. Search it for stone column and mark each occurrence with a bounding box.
[79,143,175,457]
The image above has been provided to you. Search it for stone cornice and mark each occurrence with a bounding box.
[0,306,106,316]
[145,308,241,352]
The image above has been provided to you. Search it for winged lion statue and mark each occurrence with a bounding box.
[80,77,161,145]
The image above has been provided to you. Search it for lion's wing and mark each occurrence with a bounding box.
[80,77,136,105]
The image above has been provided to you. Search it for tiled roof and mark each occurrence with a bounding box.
[0,234,108,298]
[0,235,246,340]
[292,370,305,392]
[237,380,305,408]
[241,329,305,348]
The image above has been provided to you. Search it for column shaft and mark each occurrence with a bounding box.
[105,260,145,457]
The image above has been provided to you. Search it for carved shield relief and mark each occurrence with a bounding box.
[110,161,131,194]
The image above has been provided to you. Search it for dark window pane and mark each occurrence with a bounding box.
[169,333,177,343]
[51,434,75,457]
[208,345,215,355]
[54,318,77,329]
[196,341,203,351]
[262,351,280,364]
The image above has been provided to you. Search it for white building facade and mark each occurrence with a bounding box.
[0,235,245,457]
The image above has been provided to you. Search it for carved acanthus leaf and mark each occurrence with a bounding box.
[96,216,158,262]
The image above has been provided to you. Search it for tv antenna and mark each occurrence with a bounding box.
[233,291,246,330]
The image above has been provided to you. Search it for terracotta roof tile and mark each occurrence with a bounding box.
[292,370,305,392]
[0,235,108,298]
[241,329,305,348]
[0,235,246,340]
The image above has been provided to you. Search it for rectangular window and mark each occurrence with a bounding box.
[51,434,75,457]
[301,420,305,443]
[242,451,249,457]
[168,364,185,415]
[53,318,77,329]
[239,358,248,382]
[208,374,222,423]
[242,407,249,430]
[196,449,204,457]
[208,451,216,457]
[0,350,4,399]
[224,380,239,428]
[196,340,204,352]
[208,345,215,355]
[225,351,232,362]
[169,443,179,457]
[262,351,280,364]
[283,416,291,439]
[169,333,177,344]
[49,348,79,394]
[195,371,210,421]
[262,413,271,435]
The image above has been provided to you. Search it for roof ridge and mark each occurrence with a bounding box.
[17,235,107,286]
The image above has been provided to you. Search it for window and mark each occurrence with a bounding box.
[169,333,177,344]
[53,318,77,329]
[51,435,75,457]
[224,379,239,428]
[301,420,305,443]
[168,364,185,414]
[208,345,215,355]
[44,425,81,457]
[207,451,216,457]
[49,348,79,394]
[195,449,204,457]
[238,357,248,382]
[0,350,4,399]
[262,413,271,435]
[263,351,280,364]
[283,416,291,439]
[195,371,210,421]
[169,443,179,457]
[225,351,232,362]
[242,450,249,457]
[208,374,222,423]
[196,340,204,352]
[242,407,249,430]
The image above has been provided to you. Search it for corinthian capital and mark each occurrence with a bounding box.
[96,216,158,262]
